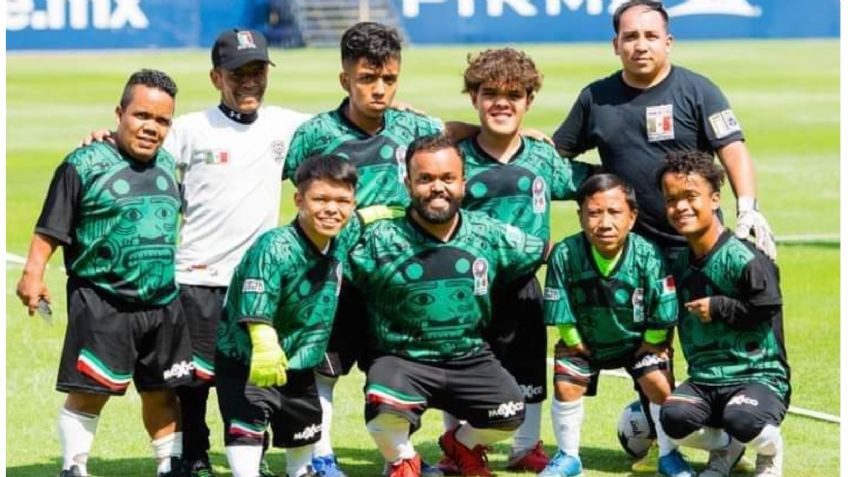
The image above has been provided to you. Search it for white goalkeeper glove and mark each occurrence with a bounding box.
[735,197,777,260]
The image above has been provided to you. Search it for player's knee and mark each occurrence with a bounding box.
[723,407,765,443]
[554,380,586,401]
[659,403,699,440]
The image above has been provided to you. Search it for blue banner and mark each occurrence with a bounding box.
[394,0,840,44]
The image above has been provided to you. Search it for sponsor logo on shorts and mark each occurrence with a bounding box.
[633,353,667,370]
[293,423,322,441]
[708,109,742,139]
[543,287,561,301]
[163,360,193,381]
[488,400,525,419]
[242,279,266,293]
[519,384,544,399]
[728,394,759,407]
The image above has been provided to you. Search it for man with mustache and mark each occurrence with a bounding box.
[346,133,549,477]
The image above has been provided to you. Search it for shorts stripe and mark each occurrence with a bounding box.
[229,419,265,439]
[366,384,426,410]
[667,394,704,405]
[76,348,132,391]
[193,354,215,381]
[553,358,592,379]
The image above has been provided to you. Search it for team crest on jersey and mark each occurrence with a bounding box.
[532,176,547,213]
[646,104,674,142]
[708,109,742,139]
[237,31,257,50]
[193,149,230,165]
[395,146,408,182]
[632,287,645,323]
[472,258,489,296]
[271,139,287,163]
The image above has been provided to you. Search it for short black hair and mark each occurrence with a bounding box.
[340,22,402,67]
[404,132,463,177]
[119,69,178,109]
[576,173,638,211]
[613,0,669,34]
[656,150,725,193]
[294,155,359,194]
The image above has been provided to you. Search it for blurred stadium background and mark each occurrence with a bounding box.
[5,1,840,476]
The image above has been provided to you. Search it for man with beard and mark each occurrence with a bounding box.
[346,133,549,477]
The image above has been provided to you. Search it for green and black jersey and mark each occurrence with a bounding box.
[36,142,180,305]
[460,137,592,241]
[543,232,677,362]
[283,99,443,208]
[347,210,547,362]
[218,220,348,370]
[671,230,790,399]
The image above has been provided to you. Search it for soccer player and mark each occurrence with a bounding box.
[83,29,311,477]
[658,151,789,477]
[282,22,444,477]
[15,69,191,477]
[348,133,549,477]
[448,47,592,473]
[215,155,358,477]
[539,173,692,477]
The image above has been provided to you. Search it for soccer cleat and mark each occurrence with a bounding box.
[699,438,745,477]
[157,456,188,477]
[311,454,348,477]
[734,455,756,473]
[436,454,460,476]
[186,456,215,477]
[58,465,85,477]
[285,468,319,477]
[438,429,492,477]
[538,450,583,477]
[421,460,445,477]
[630,444,659,473]
[385,455,422,477]
[259,457,280,477]
[657,449,694,477]
[507,440,550,472]
[753,446,783,477]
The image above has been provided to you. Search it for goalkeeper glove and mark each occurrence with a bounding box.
[247,323,288,387]
[735,197,777,260]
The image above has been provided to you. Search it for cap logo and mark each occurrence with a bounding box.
[236,31,256,50]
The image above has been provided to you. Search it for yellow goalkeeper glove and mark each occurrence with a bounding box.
[247,323,288,387]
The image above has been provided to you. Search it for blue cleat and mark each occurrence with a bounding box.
[311,454,348,477]
[657,449,694,477]
[421,460,444,477]
[538,450,583,477]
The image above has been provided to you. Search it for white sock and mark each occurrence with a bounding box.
[286,444,315,477]
[226,445,263,477]
[649,403,677,456]
[151,432,182,474]
[748,425,782,456]
[676,427,729,451]
[551,398,583,457]
[58,407,99,474]
[443,411,461,432]
[455,423,513,449]
[313,373,337,458]
[366,413,416,462]
[511,402,542,455]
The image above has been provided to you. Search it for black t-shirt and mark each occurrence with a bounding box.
[553,66,744,248]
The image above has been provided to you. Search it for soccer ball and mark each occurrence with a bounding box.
[616,400,655,459]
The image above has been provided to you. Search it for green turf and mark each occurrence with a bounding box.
[6,40,839,476]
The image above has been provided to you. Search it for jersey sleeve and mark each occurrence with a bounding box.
[419,114,444,135]
[491,221,547,284]
[548,143,594,201]
[543,243,577,326]
[709,255,782,328]
[283,122,317,182]
[34,162,82,246]
[552,88,594,156]
[643,247,678,330]
[161,120,189,169]
[698,78,745,150]
[227,235,287,325]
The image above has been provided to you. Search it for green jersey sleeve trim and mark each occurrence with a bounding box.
[558,324,583,346]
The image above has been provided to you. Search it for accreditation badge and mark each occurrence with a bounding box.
[645,104,674,142]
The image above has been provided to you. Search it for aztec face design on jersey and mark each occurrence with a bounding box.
[69,145,180,303]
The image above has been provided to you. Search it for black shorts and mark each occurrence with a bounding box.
[57,278,193,395]
[484,277,547,404]
[554,352,669,397]
[316,282,369,377]
[660,380,788,443]
[179,285,226,384]
[216,355,322,449]
[364,351,525,432]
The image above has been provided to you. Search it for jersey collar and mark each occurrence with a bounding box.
[581,233,630,279]
[336,98,388,136]
[218,102,259,125]
[689,228,733,268]
[406,207,463,243]
[470,135,526,165]
[293,218,336,258]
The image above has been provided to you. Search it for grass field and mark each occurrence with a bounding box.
[6,40,840,476]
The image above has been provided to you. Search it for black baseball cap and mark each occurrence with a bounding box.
[212,29,276,69]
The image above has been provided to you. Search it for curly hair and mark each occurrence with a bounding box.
[462,48,543,95]
[341,22,402,67]
[656,150,725,193]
